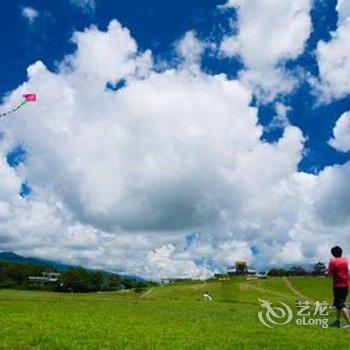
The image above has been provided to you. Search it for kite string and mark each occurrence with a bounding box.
[0,100,27,118]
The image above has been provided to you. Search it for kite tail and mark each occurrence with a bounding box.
[0,100,27,118]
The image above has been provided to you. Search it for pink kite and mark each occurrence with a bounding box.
[22,93,37,102]
[0,93,37,119]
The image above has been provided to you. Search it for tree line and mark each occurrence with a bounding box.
[268,261,327,276]
[0,259,153,293]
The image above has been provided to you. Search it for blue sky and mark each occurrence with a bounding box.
[1,0,226,95]
[0,0,350,278]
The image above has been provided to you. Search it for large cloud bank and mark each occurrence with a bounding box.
[0,15,349,279]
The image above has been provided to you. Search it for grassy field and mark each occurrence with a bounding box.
[0,277,349,349]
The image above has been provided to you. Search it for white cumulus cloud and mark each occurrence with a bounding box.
[175,31,205,68]
[220,0,313,102]
[329,111,350,152]
[315,0,350,101]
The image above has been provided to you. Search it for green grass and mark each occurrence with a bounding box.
[0,277,348,349]
[287,276,331,301]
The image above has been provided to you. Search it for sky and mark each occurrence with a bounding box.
[0,0,349,279]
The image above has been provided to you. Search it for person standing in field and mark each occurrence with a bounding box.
[327,246,350,329]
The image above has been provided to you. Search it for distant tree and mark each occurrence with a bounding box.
[2,264,29,285]
[60,267,91,292]
[288,266,307,276]
[107,274,121,290]
[89,271,104,291]
[312,262,326,276]
[123,277,135,290]
[268,268,288,276]
[134,281,148,293]
[0,260,9,282]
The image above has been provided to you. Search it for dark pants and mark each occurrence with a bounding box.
[333,287,348,310]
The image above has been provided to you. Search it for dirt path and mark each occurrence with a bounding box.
[238,282,295,299]
[282,277,311,301]
[140,288,155,298]
[190,283,207,291]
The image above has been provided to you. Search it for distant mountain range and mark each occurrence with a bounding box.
[0,251,144,281]
[0,251,71,270]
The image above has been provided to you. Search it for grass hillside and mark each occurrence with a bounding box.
[0,277,348,349]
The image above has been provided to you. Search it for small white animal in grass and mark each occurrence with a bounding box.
[203,292,212,301]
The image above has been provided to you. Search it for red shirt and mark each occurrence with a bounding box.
[328,257,349,288]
